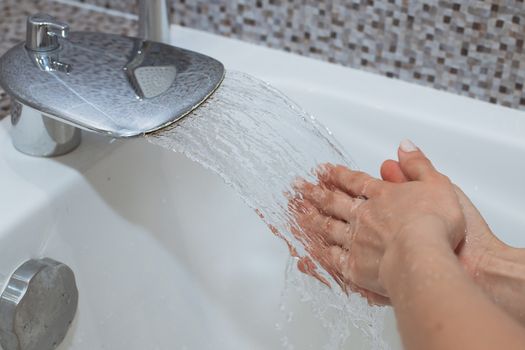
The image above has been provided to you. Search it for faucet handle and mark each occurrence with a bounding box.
[26,14,70,52]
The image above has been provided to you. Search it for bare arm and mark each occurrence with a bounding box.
[475,244,525,325]
[384,151,525,326]
[292,139,525,350]
[383,226,525,350]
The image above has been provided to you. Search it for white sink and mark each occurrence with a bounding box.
[1,25,524,349]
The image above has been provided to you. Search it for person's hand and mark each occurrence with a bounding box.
[292,140,466,298]
[379,152,506,281]
[289,196,391,305]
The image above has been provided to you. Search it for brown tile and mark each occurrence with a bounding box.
[7,0,525,112]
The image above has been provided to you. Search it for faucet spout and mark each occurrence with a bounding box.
[138,0,170,44]
[0,12,224,157]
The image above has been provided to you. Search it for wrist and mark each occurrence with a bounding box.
[473,244,525,324]
[476,244,525,297]
[379,219,455,294]
[458,229,507,279]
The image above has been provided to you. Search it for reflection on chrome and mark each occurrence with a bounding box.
[125,41,177,100]
[0,9,224,156]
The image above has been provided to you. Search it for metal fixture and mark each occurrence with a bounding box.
[0,1,225,157]
[0,258,79,350]
[6,14,81,157]
[10,100,81,157]
[138,0,170,44]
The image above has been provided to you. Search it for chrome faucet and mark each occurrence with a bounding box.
[0,1,224,157]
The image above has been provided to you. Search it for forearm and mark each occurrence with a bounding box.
[476,245,525,325]
[382,235,525,350]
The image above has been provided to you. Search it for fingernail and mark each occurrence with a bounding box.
[399,139,418,153]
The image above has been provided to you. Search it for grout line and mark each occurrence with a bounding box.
[51,0,138,20]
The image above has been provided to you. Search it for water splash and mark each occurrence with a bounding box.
[147,71,388,349]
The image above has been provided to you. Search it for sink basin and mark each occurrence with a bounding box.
[1,25,524,349]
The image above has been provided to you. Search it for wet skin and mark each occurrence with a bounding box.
[292,140,465,302]
[290,140,525,350]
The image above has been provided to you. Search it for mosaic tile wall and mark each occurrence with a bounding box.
[1,0,524,115]
[70,0,525,111]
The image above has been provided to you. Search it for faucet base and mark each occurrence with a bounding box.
[10,100,81,157]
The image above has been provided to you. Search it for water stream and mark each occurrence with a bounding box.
[147,71,388,349]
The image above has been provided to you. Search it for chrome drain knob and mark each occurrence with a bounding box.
[0,258,79,350]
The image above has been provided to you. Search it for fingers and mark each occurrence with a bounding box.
[296,251,390,305]
[295,181,363,223]
[380,159,408,183]
[326,245,351,279]
[293,198,354,246]
[318,164,384,198]
[360,289,391,306]
[322,245,349,289]
[297,256,331,287]
[298,245,390,304]
[290,201,391,303]
[290,216,324,249]
[397,139,438,181]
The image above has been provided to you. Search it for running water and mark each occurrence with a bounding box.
[147,71,388,349]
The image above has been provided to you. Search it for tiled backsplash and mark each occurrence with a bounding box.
[72,0,525,111]
[1,0,524,115]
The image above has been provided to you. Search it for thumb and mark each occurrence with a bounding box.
[397,139,437,181]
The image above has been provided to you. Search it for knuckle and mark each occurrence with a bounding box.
[371,180,386,195]
[333,165,350,181]
[432,173,450,183]
[323,216,333,232]
[343,204,358,224]
[324,190,335,204]
[358,207,374,225]
[357,171,371,182]
[349,171,366,183]
[326,195,339,213]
